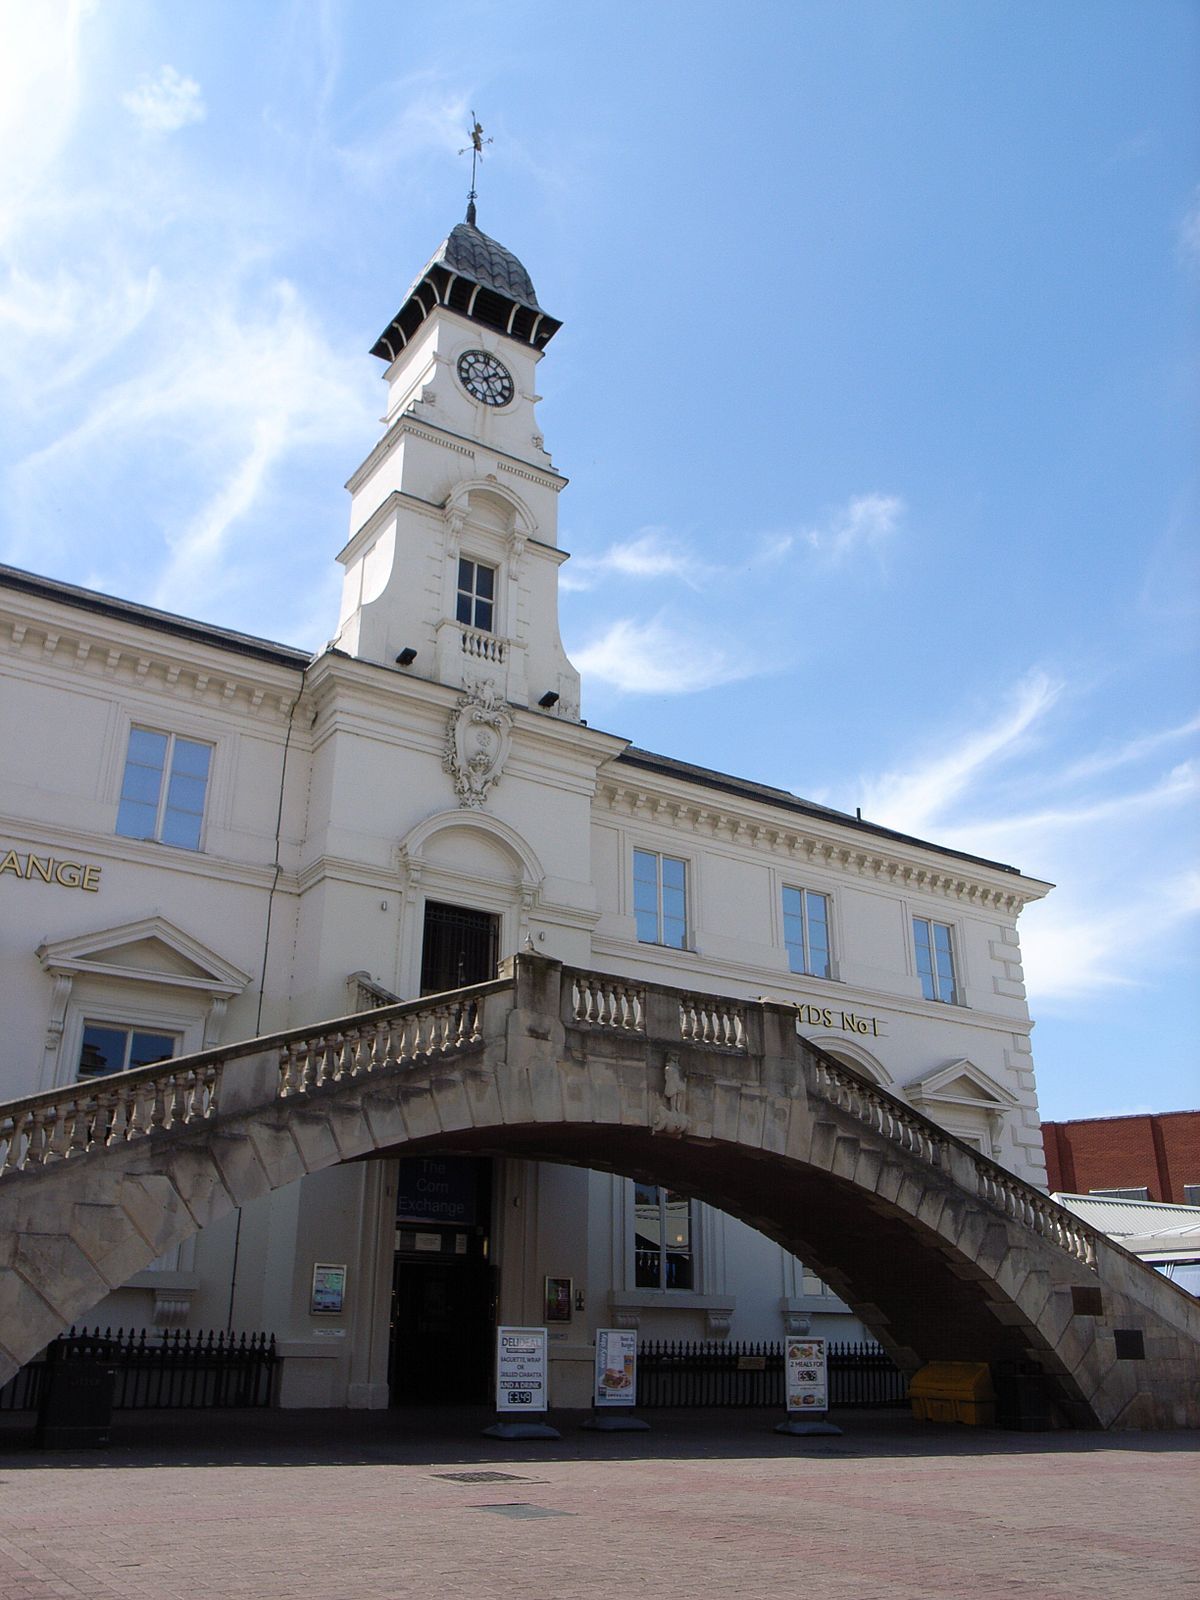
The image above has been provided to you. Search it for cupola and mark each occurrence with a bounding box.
[370,215,562,363]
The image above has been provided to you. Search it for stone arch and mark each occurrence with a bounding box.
[813,1036,894,1088]
[444,478,537,546]
[399,810,544,892]
[0,956,1197,1428]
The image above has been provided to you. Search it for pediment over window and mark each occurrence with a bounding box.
[906,1059,1018,1113]
[36,917,250,998]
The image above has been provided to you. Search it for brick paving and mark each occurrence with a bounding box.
[0,1409,1196,1599]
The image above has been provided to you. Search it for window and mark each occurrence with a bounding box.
[456,557,496,632]
[1089,1187,1151,1201]
[912,916,958,1003]
[1183,1186,1200,1207]
[1155,1260,1200,1296]
[634,1183,694,1289]
[782,886,831,978]
[116,728,212,850]
[77,1023,178,1079]
[633,849,687,948]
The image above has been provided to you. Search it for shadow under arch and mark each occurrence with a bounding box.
[380,1120,1040,1381]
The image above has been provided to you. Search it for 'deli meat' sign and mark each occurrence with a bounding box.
[0,849,102,892]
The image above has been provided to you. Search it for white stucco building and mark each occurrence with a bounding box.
[0,213,1053,1406]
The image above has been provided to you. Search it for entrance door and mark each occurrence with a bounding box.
[389,1155,495,1405]
[420,901,499,994]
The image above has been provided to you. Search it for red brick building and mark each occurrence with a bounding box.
[1042,1110,1200,1204]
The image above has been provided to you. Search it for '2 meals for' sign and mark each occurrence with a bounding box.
[496,1327,548,1413]
[786,1337,829,1413]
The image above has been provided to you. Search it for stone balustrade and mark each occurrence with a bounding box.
[0,1059,223,1177]
[277,997,483,1096]
[678,993,748,1051]
[570,972,646,1032]
[806,1052,946,1167]
[0,986,494,1177]
[974,1159,1099,1269]
[459,625,506,664]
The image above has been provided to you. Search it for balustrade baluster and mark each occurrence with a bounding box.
[46,1105,72,1161]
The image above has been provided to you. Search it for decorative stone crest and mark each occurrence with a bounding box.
[443,679,513,808]
[651,1052,689,1137]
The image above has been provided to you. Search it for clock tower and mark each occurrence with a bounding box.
[333,213,581,720]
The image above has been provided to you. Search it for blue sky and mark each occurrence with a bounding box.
[1,0,1196,1120]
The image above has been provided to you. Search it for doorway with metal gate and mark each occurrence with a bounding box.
[420,900,499,995]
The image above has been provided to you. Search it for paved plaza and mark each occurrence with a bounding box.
[0,1409,1196,1600]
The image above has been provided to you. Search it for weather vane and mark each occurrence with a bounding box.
[458,113,492,225]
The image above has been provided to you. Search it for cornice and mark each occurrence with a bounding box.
[0,594,302,725]
[334,488,570,571]
[594,778,1047,914]
[344,413,566,497]
[0,814,287,892]
[303,649,627,766]
[295,852,403,895]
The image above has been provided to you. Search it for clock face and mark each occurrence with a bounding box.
[456,349,514,407]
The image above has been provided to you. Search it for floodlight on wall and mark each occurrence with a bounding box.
[395,647,418,666]
[538,691,560,708]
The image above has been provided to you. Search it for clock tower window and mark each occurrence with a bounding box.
[456,557,496,633]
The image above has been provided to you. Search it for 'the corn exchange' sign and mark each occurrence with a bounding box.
[0,849,102,892]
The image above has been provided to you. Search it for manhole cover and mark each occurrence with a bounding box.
[435,1471,533,1484]
[471,1503,573,1519]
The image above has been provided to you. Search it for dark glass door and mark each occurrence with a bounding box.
[389,1155,495,1405]
[389,1257,496,1404]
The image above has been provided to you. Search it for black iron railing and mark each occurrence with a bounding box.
[636,1339,907,1409]
[0,1327,276,1411]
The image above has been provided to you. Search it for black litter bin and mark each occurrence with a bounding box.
[35,1338,118,1449]
[992,1361,1054,1431]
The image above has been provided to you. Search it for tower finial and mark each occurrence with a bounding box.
[458,113,492,225]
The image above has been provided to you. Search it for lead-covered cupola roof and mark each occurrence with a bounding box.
[371,217,561,363]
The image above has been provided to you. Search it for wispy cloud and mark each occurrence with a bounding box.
[1020,871,1199,1002]
[330,78,469,189]
[804,492,904,563]
[0,4,379,626]
[561,529,702,593]
[0,0,91,246]
[122,66,206,135]
[8,276,372,609]
[956,761,1198,851]
[854,671,1199,1005]
[861,671,1062,836]
[1055,713,1200,786]
[572,617,761,695]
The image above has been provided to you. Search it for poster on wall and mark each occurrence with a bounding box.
[785,1337,828,1412]
[594,1329,638,1408]
[495,1327,548,1414]
[310,1263,347,1315]
[544,1276,572,1323]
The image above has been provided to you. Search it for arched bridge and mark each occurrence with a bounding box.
[1,954,1196,1428]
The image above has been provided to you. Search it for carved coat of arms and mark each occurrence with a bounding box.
[443,680,513,808]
